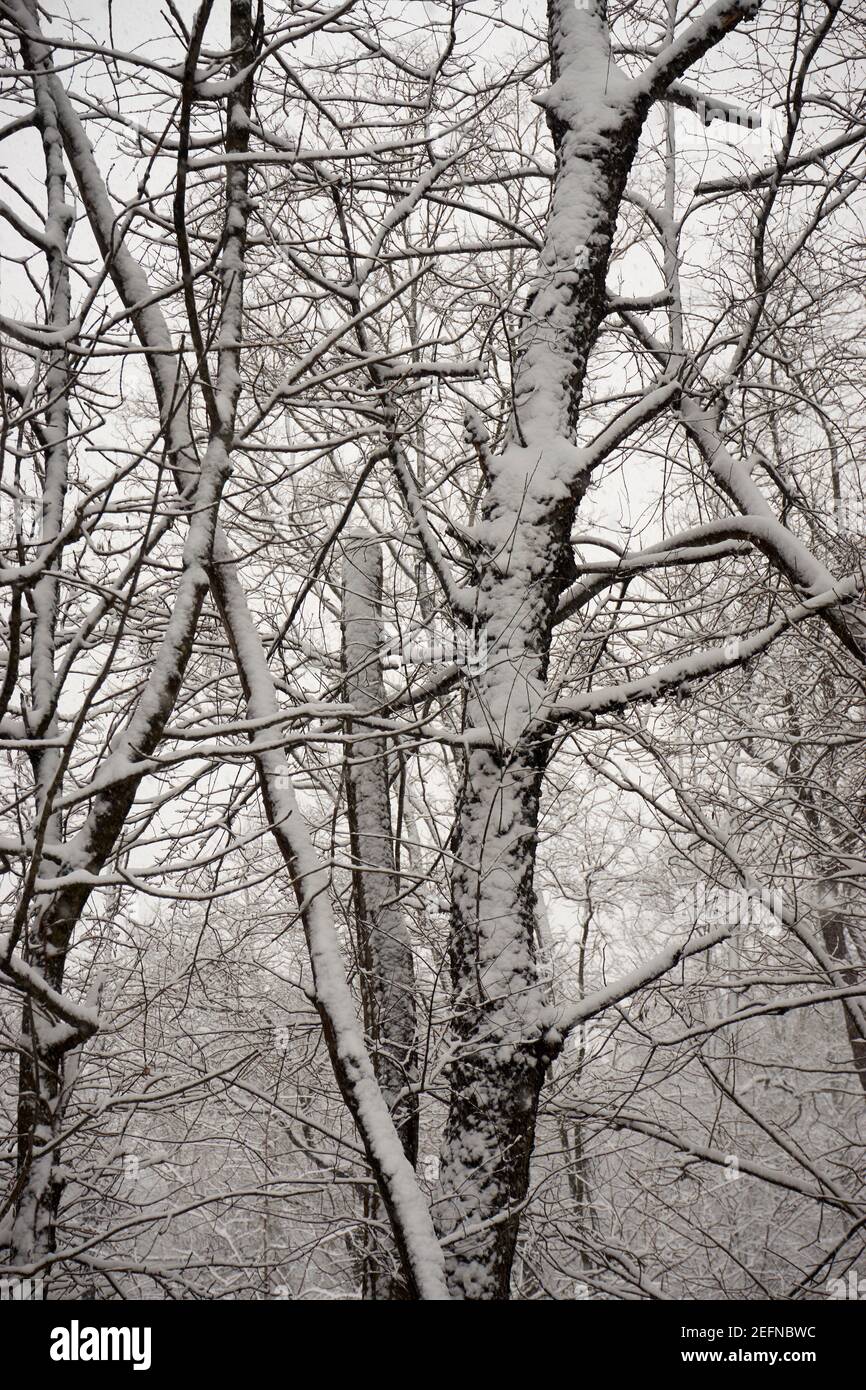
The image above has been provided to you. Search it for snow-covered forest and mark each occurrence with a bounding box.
[0,0,864,1302]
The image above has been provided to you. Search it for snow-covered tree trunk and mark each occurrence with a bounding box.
[10,0,74,1264]
[436,1,642,1299]
[435,0,762,1298]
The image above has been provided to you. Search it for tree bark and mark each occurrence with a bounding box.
[11,0,80,1265]
[341,532,420,1297]
[341,533,419,1163]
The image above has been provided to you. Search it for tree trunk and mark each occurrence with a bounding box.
[11,0,76,1266]
[341,532,420,1297]
[433,0,748,1297]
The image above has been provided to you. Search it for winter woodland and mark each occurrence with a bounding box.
[0,0,864,1301]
